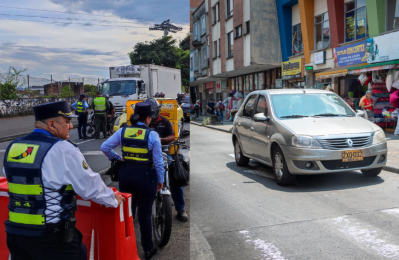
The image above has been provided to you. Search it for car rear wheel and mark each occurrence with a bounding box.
[361,167,382,177]
[272,146,295,186]
[234,139,249,166]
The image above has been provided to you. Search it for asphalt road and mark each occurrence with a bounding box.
[0,122,190,260]
[191,124,399,260]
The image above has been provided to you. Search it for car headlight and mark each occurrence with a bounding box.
[292,136,323,149]
[373,130,386,145]
[115,117,120,126]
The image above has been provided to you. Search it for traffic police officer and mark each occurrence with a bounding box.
[93,92,109,139]
[71,94,89,139]
[146,98,188,222]
[101,102,164,260]
[3,101,124,260]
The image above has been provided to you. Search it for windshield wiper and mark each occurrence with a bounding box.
[280,115,309,118]
[313,113,347,117]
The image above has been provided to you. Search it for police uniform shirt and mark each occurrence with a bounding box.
[101,122,165,184]
[149,116,175,139]
[71,100,89,111]
[3,129,118,223]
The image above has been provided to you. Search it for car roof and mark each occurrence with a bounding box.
[252,89,332,95]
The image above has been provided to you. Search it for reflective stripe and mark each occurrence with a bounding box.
[65,184,74,191]
[123,157,149,161]
[8,183,42,195]
[122,147,148,154]
[7,143,39,164]
[124,128,147,140]
[9,212,45,225]
[77,102,84,113]
[94,97,106,112]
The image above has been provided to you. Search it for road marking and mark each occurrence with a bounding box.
[82,151,105,156]
[228,154,235,158]
[332,216,399,258]
[76,139,95,145]
[239,230,287,260]
[0,150,5,153]
[381,208,399,216]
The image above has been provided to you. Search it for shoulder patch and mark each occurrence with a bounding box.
[67,140,77,147]
[82,160,89,170]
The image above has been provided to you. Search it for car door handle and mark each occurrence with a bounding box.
[250,127,254,131]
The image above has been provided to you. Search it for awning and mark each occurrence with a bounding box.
[315,63,367,80]
[347,60,399,74]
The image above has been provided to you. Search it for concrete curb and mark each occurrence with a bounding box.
[0,124,79,143]
[190,121,231,133]
[190,122,399,175]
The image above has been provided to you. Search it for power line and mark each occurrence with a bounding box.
[0,5,163,22]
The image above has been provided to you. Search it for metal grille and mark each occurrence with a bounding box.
[321,156,376,170]
[317,136,373,150]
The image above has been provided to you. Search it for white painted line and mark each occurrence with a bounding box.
[228,154,235,158]
[239,230,286,260]
[0,150,5,153]
[382,208,399,216]
[120,201,124,222]
[82,151,105,156]
[90,229,94,260]
[76,139,95,145]
[77,200,91,207]
[128,197,132,217]
[333,216,399,258]
[8,254,11,260]
[0,192,9,197]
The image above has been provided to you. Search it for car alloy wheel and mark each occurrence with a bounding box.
[235,142,241,161]
[274,152,284,179]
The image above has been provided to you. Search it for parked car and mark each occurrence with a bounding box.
[180,94,190,121]
[232,89,388,186]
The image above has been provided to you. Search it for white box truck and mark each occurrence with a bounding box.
[103,64,182,112]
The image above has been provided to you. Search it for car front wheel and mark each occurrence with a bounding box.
[272,146,295,186]
[361,167,382,177]
[234,139,249,166]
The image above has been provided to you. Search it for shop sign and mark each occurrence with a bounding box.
[348,64,399,74]
[305,66,313,71]
[209,88,214,94]
[281,58,302,80]
[206,82,213,89]
[333,40,366,67]
[221,80,228,91]
[275,79,283,89]
[366,32,399,63]
[314,51,326,65]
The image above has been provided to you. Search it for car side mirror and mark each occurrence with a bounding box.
[356,110,365,118]
[254,113,270,123]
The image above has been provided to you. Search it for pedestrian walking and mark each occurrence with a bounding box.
[93,92,109,139]
[104,94,115,136]
[360,90,375,122]
[100,102,164,260]
[71,93,89,139]
[194,100,200,119]
[3,101,124,260]
[217,98,225,122]
[146,98,188,222]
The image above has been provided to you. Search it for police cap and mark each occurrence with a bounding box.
[33,101,78,121]
[80,93,86,98]
[134,102,154,117]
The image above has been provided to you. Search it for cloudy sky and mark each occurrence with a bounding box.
[0,0,189,85]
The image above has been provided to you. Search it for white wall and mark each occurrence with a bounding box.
[314,0,328,16]
[310,48,334,70]
[212,2,221,75]
[225,14,234,72]
[244,0,250,21]
[292,4,300,26]
[226,57,234,71]
[244,0,251,67]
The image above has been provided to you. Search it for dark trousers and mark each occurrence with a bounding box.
[118,164,157,253]
[170,186,185,211]
[107,116,113,132]
[94,114,106,137]
[7,228,87,260]
[77,113,87,138]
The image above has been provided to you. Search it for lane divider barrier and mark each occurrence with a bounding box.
[0,177,140,260]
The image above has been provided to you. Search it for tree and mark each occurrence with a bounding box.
[0,66,27,100]
[84,84,97,96]
[58,86,75,98]
[179,34,190,51]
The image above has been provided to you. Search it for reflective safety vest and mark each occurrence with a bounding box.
[76,101,84,113]
[121,125,153,164]
[94,97,106,114]
[3,132,77,237]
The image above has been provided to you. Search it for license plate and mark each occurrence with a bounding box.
[342,150,363,162]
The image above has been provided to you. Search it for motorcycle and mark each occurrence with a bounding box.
[86,112,119,138]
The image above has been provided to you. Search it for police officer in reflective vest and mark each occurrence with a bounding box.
[101,102,164,260]
[71,94,89,139]
[3,101,124,260]
[93,92,109,139]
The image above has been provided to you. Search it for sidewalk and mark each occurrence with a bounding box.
[191,118,399,174]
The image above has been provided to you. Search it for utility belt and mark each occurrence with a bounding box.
[123,160,155,169]
[44,216,76,243]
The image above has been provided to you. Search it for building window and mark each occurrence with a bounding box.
[244,21,250,34]
[345,0,367,42]
[227,31,234,58]
[201,15,206,35]
[315,12,330,50]
[226,0,233,18]
[292,23,304,55]
[193,22,198,41]
[190,57,193,70]
[235,25,242,38]
[386,0,399,31]
[194,50,198,71]
[201,45,208,69]
[212,3,219,24]
[213,41,218,58]
[218,39,221,57]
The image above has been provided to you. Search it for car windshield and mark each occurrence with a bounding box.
[102,80,136,96]
[271,93,355,119]
[183,95,190,103]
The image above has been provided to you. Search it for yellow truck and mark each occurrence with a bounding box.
[113,98,184,139]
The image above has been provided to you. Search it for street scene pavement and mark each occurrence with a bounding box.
[0,119,190,260]
[191,124,399,260]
